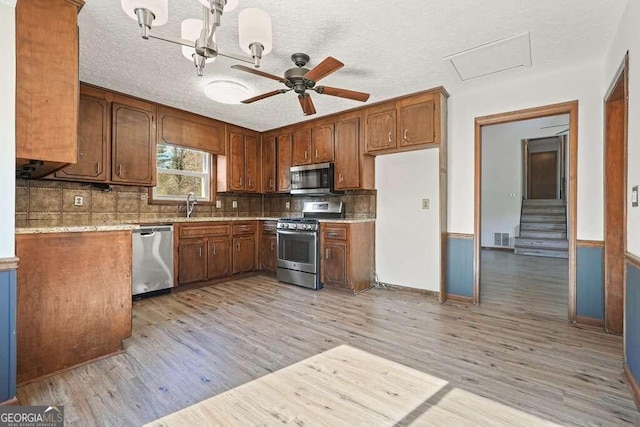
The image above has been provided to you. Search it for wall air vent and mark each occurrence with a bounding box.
[494,232,511,247]
[443,32,532,81]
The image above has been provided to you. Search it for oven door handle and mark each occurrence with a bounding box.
[276,230,317,237]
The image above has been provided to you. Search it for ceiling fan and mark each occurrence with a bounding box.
[231,53,370,116]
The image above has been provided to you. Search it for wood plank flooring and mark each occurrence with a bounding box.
[481,249,568,321]
[18,273,638,426]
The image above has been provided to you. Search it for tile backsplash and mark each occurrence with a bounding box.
[16,179,376,227]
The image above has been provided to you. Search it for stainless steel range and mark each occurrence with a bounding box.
[277,201,345,290]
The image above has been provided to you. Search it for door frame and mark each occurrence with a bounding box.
[604,52,629,335]
[474,101,578,322]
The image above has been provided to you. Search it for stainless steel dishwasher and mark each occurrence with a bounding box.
[132,225,174,298]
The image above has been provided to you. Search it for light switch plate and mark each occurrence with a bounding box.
[216,200,222,209]
[74,195,83,206]
[422,199,429,209]
[285,201,291,210]
[232,200,237,209]
[633,186,638,207]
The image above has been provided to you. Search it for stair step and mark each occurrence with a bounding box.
[521,222,566,231]
[514,237,568,250]
[522,206,566,214]
[522,199,565,206]
[520,230,567,239]
[521,214,566,223]
[514,248,569,259]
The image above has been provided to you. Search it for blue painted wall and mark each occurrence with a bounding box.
[626,262,640,382]
[576,246,604,320]
[446,237,474,297]
[0,270,16,402]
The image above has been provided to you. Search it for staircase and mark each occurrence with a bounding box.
[514,199,568,259]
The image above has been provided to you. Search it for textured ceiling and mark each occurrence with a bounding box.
[79,0,626,132]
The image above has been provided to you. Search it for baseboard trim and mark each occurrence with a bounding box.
[624,363,640,411]
[447,233,474,240]
[626,252,640,270]
[0,397,19,406]
[17,349,125,387]
[0,256,19,272]
[446,294,474,304]
[379,283,439,298]
[576,316,604,327]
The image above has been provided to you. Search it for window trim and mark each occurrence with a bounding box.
[149,143,217,205]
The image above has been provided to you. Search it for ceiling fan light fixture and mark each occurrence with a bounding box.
[181,19,216,63]
[198,0,239,12]
[238,8,272,67]
[121,0,168,35]
[205,80,251,104]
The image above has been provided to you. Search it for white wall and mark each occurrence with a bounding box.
[605,0,640,256]
[375,149,440,291]
[448,61,605,241]
[481,118,567,247]
[0,2,16,259]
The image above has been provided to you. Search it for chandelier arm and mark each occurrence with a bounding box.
[217,51,255,65]
[147,34,196,48]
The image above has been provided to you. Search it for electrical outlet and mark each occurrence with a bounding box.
[422,199,429,210]
[216,200,222,209]
[633,186,639,207]
[140,193,148,201]
[285,201,291,210]
[509,193,516,198]
[74,195,83,206]
[232,200,237,209]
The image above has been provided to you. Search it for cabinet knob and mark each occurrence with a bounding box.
[304,150,308,160]
[95,162,101,174]
[117,164,123,176]
[325,248,330,259]
[403,129,408,140]
[271,242,275,251]
[315,149,318,159]
[237,241,241,252]
[199,246,202,257]
[388,132,392,143]
[213,245,216,256]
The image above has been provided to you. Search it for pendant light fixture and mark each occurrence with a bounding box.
[120,0,273,76]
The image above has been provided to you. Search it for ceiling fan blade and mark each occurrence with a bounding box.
[241,90,287,104]
[315,86,370,102]
[298,94,316,116]
[231,64,286,83]
[304,57,344,83]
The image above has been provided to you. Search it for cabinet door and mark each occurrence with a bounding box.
[178,240,206,284]
[262,136,277,193]
[322,241,348,288]
[233,236,255,274]
[398,98,435,147]
[245,134,260,192]
[228,132,246,191]
[312,123,335,163]
[207,238,230,280]
[54,94,109,181]
[112,102,156,185]
[292,128,312,166]
[277,133,292,192]
[159,107,225,155]
[334,118,360,190]
[260,236,277,272]
[365,106,396,153]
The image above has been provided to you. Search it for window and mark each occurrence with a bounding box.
[153,144,212,201]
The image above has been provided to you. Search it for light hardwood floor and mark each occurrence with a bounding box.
[481,249,568,321]
[19,274,638,426]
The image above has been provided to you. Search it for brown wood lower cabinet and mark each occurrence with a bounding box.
[260,221,278,272]
[178,239,207,284]
[233,236,255,274]
[207,238,231,279]
[15,231,132,384]
[320,222,375,293]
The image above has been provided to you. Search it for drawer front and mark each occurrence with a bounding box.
[233,223,257,236]
[322,226,347,241]
[261,221,277,235]
[179,224,230,239]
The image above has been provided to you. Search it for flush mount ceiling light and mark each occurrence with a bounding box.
[120,0,272,76]
[204,80,251,104]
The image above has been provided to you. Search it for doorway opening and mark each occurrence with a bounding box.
[603,53,628,335]
[474,102,578,322]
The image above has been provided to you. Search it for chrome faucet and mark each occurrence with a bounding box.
[186,192,198,218]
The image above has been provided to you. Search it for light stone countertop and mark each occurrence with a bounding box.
[15,216,375,234]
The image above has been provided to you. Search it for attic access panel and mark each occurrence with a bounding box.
[443,32,532,81]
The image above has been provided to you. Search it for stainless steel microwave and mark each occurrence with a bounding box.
[290,163,335,195]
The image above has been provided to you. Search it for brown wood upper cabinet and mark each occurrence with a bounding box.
[312,123,335,163]
[219,128,261,193]
[111,96,156,185]
[277,133,292,192]
[292,128,312,166]
[15,0,84,178]
[334,115,362,190]
[157,106,225,155]
[365,89,446,155]
[262,135,277,193]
